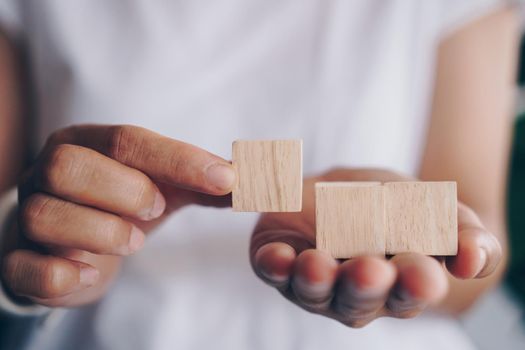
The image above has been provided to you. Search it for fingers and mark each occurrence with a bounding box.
[154,183,232,213]
[386,253,448,317]
[27,144,165,221]
[253,244,338,311]
[291,250,338,310]
[333,257,396,325]
[47,125,236,194]
[2,250,99,300]
[20,194,145,256]
[253,242,296,288]
[446,203,502,279]
[250,227,316,290]
[253,243,449,326]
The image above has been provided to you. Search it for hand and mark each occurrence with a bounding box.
[250,168,502,327]
[1,125,236,307]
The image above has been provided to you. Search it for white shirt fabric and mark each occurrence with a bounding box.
[0,0,519,349]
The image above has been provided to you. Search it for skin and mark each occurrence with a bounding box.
[420,7,518,314]
[0,30,24,192]
[251,170,500,327]
[1,124,236,307]
[0,7,520,326]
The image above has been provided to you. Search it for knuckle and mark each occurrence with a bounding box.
[1,251,38,296]
[98,217,129,249]
[1,251,21,286]
[41,144,87,192]
[167,151,187,180]
[20,194,54,240]
[130,177,152,212]
[165,145,198,186]
[39,260,71,298]
[1,252,75,298]
[106,125,140,162]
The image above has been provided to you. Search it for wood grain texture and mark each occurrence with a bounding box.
[315,182,385,258]
[232,140,302,212]
[384,182,458,256]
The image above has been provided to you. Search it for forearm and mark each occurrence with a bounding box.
[420,6,519,315]
[0,30,25,192]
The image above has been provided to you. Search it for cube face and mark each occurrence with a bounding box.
[384,182,457,255]
[232,140,302,212]
[315,182,385,258]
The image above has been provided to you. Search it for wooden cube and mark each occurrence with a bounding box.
[315,182,385,258]
[384,182,457,255]
[232,140,302,212]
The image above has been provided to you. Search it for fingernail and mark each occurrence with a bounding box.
[206,164,236,191]
[149,192,166,219]
[293,277,332,301]
[476,248,487,277]
[128,226,145,254]
[80,267,100,286]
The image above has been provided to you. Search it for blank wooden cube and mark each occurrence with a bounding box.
[232,140,302,212]
[384,182,457,256]
[315,182,385,258]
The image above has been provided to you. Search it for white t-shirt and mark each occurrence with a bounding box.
[0,1,519,349]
